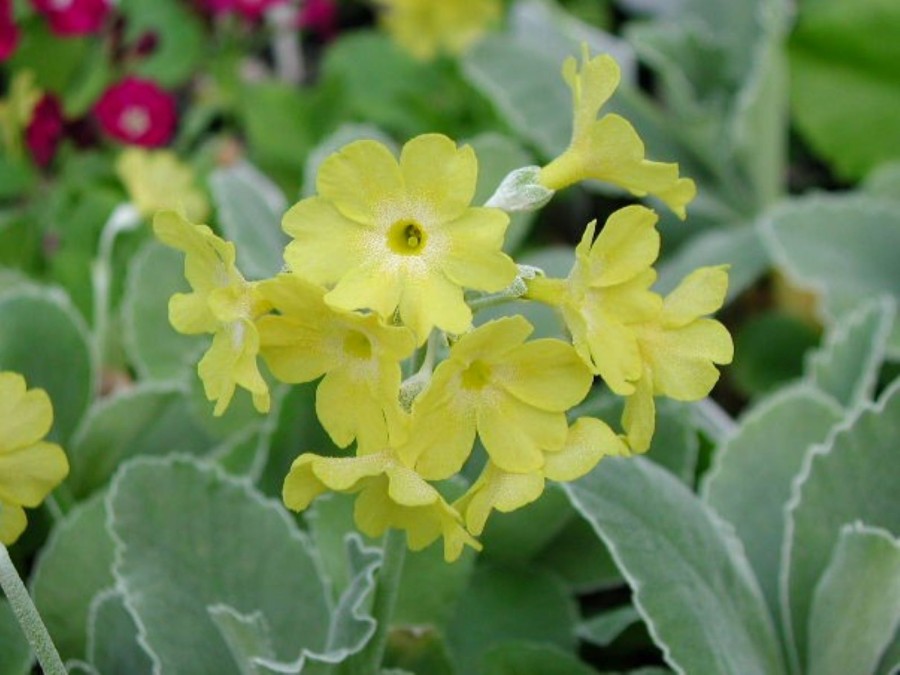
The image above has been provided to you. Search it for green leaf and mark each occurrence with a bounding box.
[0,286,95,443]
[108,456,333,674]
[533,511,622,592]
[120,0,205,87]
[87,589,154,674]
[566,457,787,675]
[877,633,900,675]
[209,162,289,281]
[864,160,900,200]
[804,296,896,409]
[462,35,571,158]
[208,605,277,673]
[67,382,214,499]
[782,379,900,671]
[788,0,900,180]
[578,605,642,648]
[445,563,578,674]
[807,523,900,675]
[482,641,598,675]
[701,384,843,618]
[0,600,32,675]
[121,241,204,381]
[761,194,900,357]
[31,494,116,662]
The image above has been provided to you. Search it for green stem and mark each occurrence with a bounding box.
[355,529,407,673]
[0,544,67,675]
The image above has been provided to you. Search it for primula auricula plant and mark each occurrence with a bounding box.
[156,47,734,562]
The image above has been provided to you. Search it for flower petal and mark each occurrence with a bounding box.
[0,502,26,545]
[662,265,729,327]
[456,463,544,536]
[441,208,517,292]
[168,292,217,335]
[400,134,477,223]
[498,338,593,411]
[282,197,369,285]
[325,261,403,320]
[0,374,52,452]
[477,392,565,472]
[397,270,471,341]
[588,205,660,287]
[622,369,655,453]
[543,417,627,482]
[449,315,533,365]
[0,441,68,507]
[315,140,404,224]
[644,319,734,400]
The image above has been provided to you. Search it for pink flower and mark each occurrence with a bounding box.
[298,0,337,39]
[0,0,18,60]
[93,77,177,148]
[202,0,288,20]
[26,94,65,167]
[30,0,111,36]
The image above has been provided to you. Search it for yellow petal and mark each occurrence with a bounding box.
[316,367,393,450]
[662,265,729,327]
[580,313,641,394]
[0,374,52,452]
[198,320,269,416]
[282,197,369,285]
[168,292,217,335]
[154,211,237,293]
[644,319,734,400]
[449,316,533,364]
[315,140,404,224]
[499,339,593,411]
[544,417,627,482]
[325,261,404,320]
[400,134,477,223]
[456,463,544,536]
[0,501,26,545]
[477,392,565,473]
[622,369,655,453]
[441,208,518,292]
[565,48,620,139]
[588,206,660,287]
[397,270,471,341]
[0,441,68,507]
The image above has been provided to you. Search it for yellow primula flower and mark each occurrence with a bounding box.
[153,210,270,416]
[526,206,663,394]
[375,0,501,60]
[0,372,69,545]
[116,148,210,223]
[282,134,518,343]
[455,417,628,535]
[400,316,594,480]
[539,47,696,219]
[283,448,479,562]
[622,266,734,452]
[257,273,416,451]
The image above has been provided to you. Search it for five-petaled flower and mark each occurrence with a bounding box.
[94,77,177,148]
[282,134,517,343]
[153,210,270,416]
[539,47,696,219]
[0,372,69,545]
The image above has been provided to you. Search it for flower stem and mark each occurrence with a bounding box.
[354,528,406,673]
[0,544,67,675]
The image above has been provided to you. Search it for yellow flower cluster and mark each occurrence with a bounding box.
[157,50,732,561]
[0,372,69,545]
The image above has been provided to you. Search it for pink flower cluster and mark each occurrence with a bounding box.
[30,0,111,36]
[203,0,288,21]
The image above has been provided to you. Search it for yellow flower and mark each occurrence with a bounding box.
[455,417,628,535]
[0,372,69,545]
[538,48,696,219]
[623,266,734,452]
[400,316,594,479]
[526,206,663,395]
[282,134,517,343]
[283,449,479,562]
[153,210,270,416]
[116,148,210,223]
[257,273,416,451]
[375,0,501,60]
[0,71,41,157]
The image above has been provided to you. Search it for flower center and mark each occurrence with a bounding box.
[343,331,372,360]
[387,220,427,256]
[461,360,492,390]
[120,106,151,138]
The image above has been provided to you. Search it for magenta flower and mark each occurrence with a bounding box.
[298,0,338,38]
[0,0,18,60]
[93,77,177,148]
[30,0,111,36]
[26,94,65,167]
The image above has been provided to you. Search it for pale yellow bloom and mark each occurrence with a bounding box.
[116,148,210,223]
[375,0,501,60]
[623,266,734,452]
[0,372,69,545]
[257,273,416,451]
[400,316,594,479]
[454,417,628,535]
[283,449,479,562]
[154,210,270,416]
[539,48,696,218]
[526,206,663,395]
[283,134,517,342]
